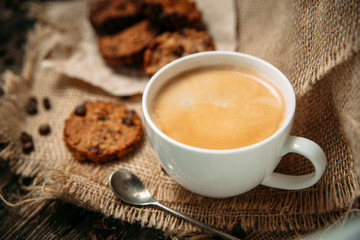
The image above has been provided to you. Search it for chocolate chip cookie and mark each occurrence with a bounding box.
[64,101,143,163]
[90,0,144,34]
[143,0,202,30]
[98,19,158,66]
[143,28,215,76]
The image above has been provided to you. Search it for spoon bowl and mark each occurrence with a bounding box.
[109,169,241,240]
[109,169,156,206]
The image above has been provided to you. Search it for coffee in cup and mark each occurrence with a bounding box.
[151,66,286,150]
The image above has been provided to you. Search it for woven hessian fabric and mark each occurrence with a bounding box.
[0,0,359,239]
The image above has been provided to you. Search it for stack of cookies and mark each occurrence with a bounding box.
[90,0,216,76]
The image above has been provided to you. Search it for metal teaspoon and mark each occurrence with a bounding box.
[109,169,241,240]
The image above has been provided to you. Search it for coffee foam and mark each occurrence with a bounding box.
[152,66,285,150]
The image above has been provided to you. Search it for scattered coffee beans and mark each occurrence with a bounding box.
[39,124,51,136]
[21,96,54,154]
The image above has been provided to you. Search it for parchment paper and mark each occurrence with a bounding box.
[39,0,236,96]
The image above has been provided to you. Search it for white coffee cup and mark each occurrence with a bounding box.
[142,51,326,198]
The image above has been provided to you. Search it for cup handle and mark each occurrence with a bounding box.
[261,136,327,190]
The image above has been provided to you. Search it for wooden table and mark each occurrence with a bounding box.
[0,160,172,240]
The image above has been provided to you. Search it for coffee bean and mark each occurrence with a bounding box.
[75,104,86,116]
[0,87,4,97]
[20,132,33,143]
[20,132,35,154]
[22,141,34,154]
[43,97,51,110]
[25,97,38,115]
[39,124,51,136]
[122,117,134,126]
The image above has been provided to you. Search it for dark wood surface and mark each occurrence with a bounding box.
[0,160,172,240]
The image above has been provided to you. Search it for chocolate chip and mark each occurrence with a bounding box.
[22,141,34,154]
[126,110,136,117]
[87,145,102,155]
[172,46,184,57]
[43,97,51,110]
[20,132,33,143]
[203,40,211,48]
[87,145,98,151]
[39,124,51,136]
[75,104,86,116]
[98,114,109,121]
[25,97,38,115]
[122,117,134,126]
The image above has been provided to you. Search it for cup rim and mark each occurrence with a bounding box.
[142,51,296,154]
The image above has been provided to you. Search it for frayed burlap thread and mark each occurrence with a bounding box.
[1,0,359,239]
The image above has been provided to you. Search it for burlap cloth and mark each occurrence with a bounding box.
[1,0,359,239]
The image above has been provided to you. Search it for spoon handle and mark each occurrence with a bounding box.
[154,202,241,240]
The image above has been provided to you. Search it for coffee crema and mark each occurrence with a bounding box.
[151,66,286,150]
